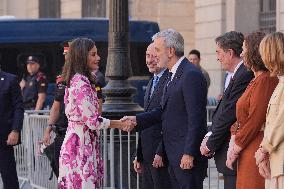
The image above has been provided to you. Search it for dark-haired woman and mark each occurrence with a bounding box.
[226,31,278,189]
[58,38,131,189]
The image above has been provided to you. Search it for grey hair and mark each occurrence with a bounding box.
[152,29,184,57]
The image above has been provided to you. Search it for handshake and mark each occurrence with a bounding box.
[117,116,137,132]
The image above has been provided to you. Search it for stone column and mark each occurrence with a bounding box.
[103,0,143,119]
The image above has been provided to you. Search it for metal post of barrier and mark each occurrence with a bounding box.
[25,113,32,186]
[110,129,115,189]
[128,132,131,189]
[136,132,140,189]
[119,130,123,189]
[103,128,108,188]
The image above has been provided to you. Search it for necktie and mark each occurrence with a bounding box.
[150,75,159,97]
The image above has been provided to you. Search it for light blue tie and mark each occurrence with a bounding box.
[150,75,159,97]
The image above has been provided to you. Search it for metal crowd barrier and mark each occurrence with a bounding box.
[1,106,222,189]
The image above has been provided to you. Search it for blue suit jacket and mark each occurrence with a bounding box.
[0,71,24,146]
[136,70,168,163]
[136,58,208,167]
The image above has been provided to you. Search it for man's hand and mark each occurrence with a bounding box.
[6,130,19,145]
[180,154,194,170]
[200,137,211,156]
[120,116,137,132]
[133,158,143,174]
[152,154,164,168]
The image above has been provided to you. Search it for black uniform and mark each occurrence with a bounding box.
[22,71,48,109]
[44,80,68,178]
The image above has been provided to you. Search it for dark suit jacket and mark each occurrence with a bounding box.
[0,71,24,146]
[206,63,253,175]
[136,70,168,163]
[136,58,208,167]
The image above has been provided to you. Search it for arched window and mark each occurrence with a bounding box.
[39,0,61,18]
[259,0,276,33]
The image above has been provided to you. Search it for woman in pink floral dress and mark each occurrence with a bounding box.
[58,38,131,189]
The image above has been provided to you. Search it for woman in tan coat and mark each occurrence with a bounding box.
[256,32,284,189]
[225,31,278,189]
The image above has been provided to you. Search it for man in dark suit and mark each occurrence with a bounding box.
[200,31,254,189]
[122,29,208,189]
[133,43,171,189]
[0,67,24,189]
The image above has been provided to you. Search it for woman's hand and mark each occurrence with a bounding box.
[226,135,241,170]
[255,147,268,166]
[258,158,271,179]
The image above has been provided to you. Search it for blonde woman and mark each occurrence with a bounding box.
[256,32,284,189]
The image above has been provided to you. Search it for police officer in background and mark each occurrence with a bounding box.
[20,56,48,110]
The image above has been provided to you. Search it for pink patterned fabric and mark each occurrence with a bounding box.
[58,73,104,189]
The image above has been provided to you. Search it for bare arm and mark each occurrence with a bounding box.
[98,98,103,116]
[35,92,46,110]
[48,101,61,125]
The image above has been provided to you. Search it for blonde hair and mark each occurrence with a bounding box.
[259,32,284,76]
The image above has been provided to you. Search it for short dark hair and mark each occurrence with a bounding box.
[243,31,267,72]
[188,49,200,59]
[215,31,244,57]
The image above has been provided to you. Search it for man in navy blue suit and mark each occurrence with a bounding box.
[133,43,171,189]
[122,29,208,189]
[0,66,24,189]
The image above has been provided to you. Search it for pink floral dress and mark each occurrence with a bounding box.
[58,73,108,189]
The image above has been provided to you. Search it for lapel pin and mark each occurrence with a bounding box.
[0,78,4,81]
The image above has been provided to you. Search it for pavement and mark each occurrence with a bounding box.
[0,159,224,189]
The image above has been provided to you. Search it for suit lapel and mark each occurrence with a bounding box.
[145,70,169,109]
[147,70,168,110]
[144,77,153,110]
[162,61,185,108]
[212,64,245,118]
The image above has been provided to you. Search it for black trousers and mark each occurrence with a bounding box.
[168,164,206,189]
[141,162,172,189]
[223,175,236,189]
[44,135,65,178]
[54,135,64,177]
[0,146,19,189]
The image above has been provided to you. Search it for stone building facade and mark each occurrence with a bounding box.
[0,0,282,97]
